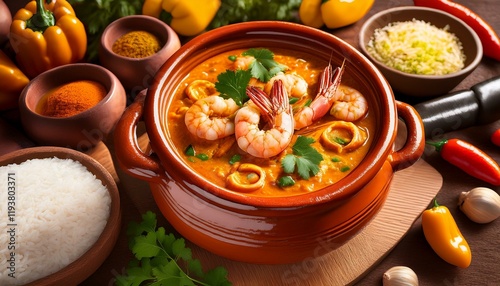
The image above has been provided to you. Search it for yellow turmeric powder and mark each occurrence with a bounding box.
[112,30,161,58]
[38,80,107,117]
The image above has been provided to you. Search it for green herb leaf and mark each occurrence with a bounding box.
[115,211,232,286]
[215,69,252,106]
[229,154,241,165]
[278,176,295,188]
[185,145,195,156]
[242,48,287,82]
[281,136,323,180]
[196,154,210,161]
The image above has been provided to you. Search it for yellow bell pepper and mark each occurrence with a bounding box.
[0,50,30,111]
[9,0,87,78]
[142,0,221,37]
[300,0,374,29]
[299,0,324,29]
[421,199,472,268]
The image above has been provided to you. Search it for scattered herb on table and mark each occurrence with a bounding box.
[115,211,232,286]
[281,136,323,180]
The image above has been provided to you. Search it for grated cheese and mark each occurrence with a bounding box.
[367,19,466,75]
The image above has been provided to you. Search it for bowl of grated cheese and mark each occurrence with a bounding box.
[358,6,482,97]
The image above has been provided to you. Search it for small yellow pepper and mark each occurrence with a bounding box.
[300,0,374,29]
[421,199,472,268]
[0,50,29,111]
[9,0,87,78]
[142,0,221,37]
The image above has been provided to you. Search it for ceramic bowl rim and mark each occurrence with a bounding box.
[0,146,121,285]
[145,20,398,208]
[100,14,178,62]
[358,6,483,80]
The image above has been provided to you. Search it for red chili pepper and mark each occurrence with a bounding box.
[413,0,500,62]
[492,129,500,147]
[427,138,500,186]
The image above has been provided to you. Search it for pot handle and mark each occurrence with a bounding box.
[388,101,426,171]
[113,91,164,183]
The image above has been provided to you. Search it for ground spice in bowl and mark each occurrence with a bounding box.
[37,80,107,117]
[112,30,162,58]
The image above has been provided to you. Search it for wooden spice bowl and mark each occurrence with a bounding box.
[99,15,181,94]
[18,63,127,151]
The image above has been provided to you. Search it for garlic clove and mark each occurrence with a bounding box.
[458,187,500,224]
[383,266,419,286]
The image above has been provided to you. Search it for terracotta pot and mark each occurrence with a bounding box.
[113,21,425,264]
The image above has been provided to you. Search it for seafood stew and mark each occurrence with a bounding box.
[166,48,376,197]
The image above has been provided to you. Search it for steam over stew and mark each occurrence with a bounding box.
[167,48,375,197]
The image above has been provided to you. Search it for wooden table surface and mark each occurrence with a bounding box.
[2,0,499,285]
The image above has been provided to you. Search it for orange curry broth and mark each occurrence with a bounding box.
[166,48,376,197]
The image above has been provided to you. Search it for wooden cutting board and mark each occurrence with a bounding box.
[88,131,443,286]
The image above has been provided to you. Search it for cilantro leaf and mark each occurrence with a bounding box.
[242,48,287,82]
[115,211,232,286]
[215,69,252,106]
[281,136,323,180]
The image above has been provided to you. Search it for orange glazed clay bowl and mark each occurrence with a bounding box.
[114,21,425,264]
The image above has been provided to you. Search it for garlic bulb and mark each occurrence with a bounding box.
[383,266,419,286]
[458,187,500,223]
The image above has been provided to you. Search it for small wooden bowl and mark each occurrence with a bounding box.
[0,146,121,286]
[99,15,181,94]
[18,63,127,151]
[358,6,483,97]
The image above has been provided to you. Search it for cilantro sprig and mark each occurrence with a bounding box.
[242,48,288,82]
[115,211,231,286]
[216,48,287,106]
[281,136,323,180]
[215,69,252,106]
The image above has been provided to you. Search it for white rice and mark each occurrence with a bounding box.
[0,157,111,285]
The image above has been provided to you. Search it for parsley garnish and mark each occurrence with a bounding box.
[281,136,323,180]
[115,211,231,286]
[215,69,252,106]
[278,175,296,188]
[242,48,287,82]
[229,154,241,165]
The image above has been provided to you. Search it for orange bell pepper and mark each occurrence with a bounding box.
[9,0,87,78]
[0,50,29,111]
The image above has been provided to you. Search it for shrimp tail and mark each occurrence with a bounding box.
[246,80,291,126]
[319,59,346,99]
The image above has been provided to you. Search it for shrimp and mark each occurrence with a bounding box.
[233,55,255,70]
[264,72,308,98]
[234,80,294,158]
[184,95,240,140]
[330,85,368,121]
[293,60,346,130]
